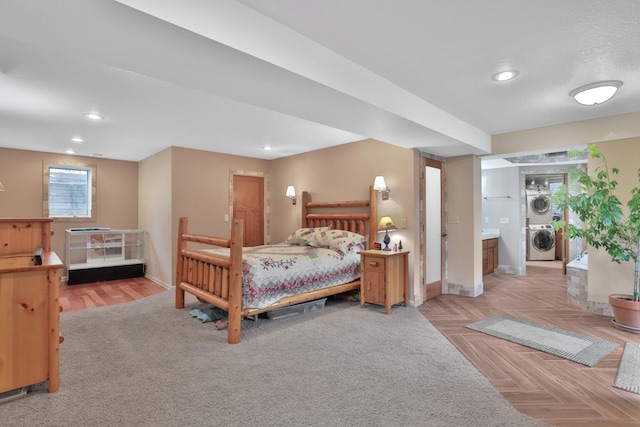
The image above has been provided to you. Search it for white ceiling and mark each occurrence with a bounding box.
[0,0,638,162]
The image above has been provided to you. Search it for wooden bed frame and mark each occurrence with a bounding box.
[175,186,377,343]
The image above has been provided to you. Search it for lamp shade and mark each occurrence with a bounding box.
[377,216,396,232]
[373,176,387,191]
[285,186,295,198]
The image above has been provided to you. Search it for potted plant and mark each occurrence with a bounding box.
[553,144,640,332]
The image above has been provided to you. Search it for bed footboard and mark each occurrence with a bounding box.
[175,217,244,344]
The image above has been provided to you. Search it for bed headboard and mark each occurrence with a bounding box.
[300,185,377,249]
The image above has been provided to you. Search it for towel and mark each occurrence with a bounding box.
[189,307,227,323]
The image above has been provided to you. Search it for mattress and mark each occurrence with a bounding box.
[203,243,361,309]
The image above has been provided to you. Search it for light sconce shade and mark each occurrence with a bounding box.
[0,181,4,191]
[285,185,296,205]
[373,175,390,200]
[570,80,622,106]
[377,216,397,251]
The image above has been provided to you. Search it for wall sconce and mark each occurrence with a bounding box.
[0,181,4,192]
[285,185,296,205]
[377,216,397,251]
[373,176,390,200]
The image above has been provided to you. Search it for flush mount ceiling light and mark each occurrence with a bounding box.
[84,112,103,120]
[569,80,622,106]
[491,70,519,82]
[71,137,83,143]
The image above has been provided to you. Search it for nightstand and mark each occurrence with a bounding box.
[358,250,409,314]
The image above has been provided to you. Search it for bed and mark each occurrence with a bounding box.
[175,186,378,343]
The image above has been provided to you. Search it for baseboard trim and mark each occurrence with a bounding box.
[446,281,483,297]
[144,274,171,290]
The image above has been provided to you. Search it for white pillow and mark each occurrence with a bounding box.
[284,227,330,245]
[307,229,367,254]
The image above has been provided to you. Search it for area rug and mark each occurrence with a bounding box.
[466,314,619,367]
[614,342,640,394]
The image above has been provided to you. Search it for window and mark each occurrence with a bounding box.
[549,180,563,220]
[43,161,97,221]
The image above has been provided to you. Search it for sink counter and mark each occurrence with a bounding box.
[482,229,500,240]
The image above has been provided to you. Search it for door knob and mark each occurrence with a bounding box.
[441,232,448,237]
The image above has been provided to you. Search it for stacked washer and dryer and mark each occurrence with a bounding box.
[526,188,556,260]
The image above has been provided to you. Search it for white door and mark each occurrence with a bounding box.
[424,158,444,300]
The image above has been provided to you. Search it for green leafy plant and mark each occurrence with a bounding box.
[552,144,640,302]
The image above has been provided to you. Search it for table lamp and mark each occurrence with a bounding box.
[377,216,397,251]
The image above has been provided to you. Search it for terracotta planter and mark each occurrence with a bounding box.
[609,294,640,333]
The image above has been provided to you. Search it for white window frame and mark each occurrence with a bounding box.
[43,160,97,221]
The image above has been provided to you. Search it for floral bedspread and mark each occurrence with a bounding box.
[202,244,361,309]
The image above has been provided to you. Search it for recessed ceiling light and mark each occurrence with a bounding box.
[569,80,622,106]
[491,70,519,82]
[262,146,272,151]
[84,112,103,120]
[71,137,84,143]
[65,149,75,154]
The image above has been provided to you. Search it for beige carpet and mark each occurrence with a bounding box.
[0,292,545,426]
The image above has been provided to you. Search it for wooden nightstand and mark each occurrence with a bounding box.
[358,250,409,314]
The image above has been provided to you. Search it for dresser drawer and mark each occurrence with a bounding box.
[362,255,385,271]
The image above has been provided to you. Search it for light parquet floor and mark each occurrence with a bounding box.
[419,261,640,427]
[59,276,167,313]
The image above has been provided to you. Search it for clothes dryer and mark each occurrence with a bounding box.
[527,224,556,261]
[526,189,553,223]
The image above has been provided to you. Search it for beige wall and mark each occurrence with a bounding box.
[169,147,270,283]
[492,112,640,157]
[445,155,483,294]
[270,139,420,301]
[0,147,138,275]
[138,148,172,287]
[588,138,640,302]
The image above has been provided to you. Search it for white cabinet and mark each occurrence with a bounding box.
[65,228,144,285]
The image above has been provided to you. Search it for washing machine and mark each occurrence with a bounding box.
[528,224,556,260]
[526,189,553,223]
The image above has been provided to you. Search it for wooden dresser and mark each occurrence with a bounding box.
[0,218,64,394]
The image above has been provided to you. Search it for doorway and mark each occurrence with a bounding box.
[232,175,264,247]
[423,157,445,300]
[523,173,569,272]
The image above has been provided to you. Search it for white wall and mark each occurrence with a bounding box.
[481,167,522,273]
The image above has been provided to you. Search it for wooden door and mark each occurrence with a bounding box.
[233,175,264,247]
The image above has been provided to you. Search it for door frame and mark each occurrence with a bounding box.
[421,157,446,301]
